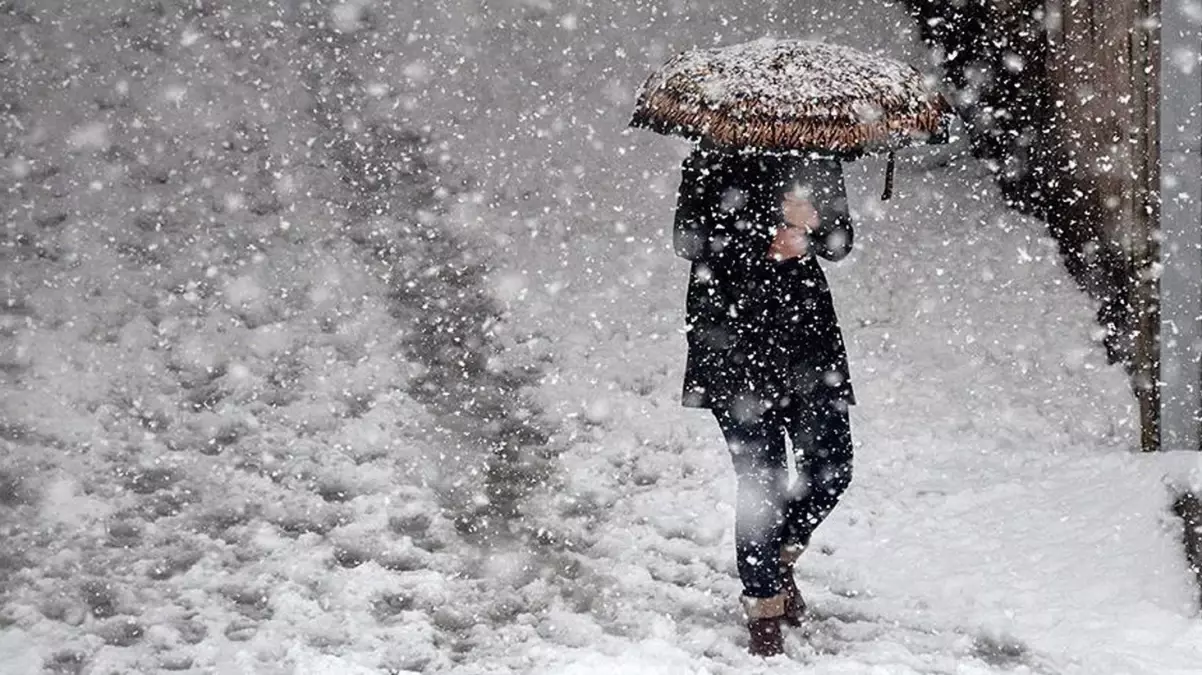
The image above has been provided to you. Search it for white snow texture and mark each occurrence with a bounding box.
[2,0,1201,674]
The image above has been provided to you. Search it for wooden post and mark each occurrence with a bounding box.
[1047,0,1161,451]
[1130,0,1160,452]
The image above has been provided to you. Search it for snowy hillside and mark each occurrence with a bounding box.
[3,0,1201,674]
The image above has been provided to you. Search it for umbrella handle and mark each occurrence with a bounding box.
[881,151,895,201]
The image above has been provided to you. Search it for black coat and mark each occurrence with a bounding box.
[674,147,856,414]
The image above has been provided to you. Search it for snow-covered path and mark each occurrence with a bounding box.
[4,1,1202,673]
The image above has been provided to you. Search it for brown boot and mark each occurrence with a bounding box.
[780,544,807,626]
[741,593,787,657]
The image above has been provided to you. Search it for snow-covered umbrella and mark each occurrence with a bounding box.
[629,39,953,198]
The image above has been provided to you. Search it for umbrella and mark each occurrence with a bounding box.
[629,38,953,198]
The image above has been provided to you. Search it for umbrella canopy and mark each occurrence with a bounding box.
[629,38,952,156]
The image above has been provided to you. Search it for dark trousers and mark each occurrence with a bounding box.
[713,400,853,598]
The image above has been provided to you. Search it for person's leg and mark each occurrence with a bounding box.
[782,399,853,549]
[712,407,790,598]
[713,406,791,655]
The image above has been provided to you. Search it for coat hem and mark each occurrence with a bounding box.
[680,391,857,410]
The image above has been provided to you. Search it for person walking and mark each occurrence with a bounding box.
[673,141,856,657]
[632,36,948,660]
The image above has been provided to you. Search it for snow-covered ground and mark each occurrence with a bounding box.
[3,0,1201,673]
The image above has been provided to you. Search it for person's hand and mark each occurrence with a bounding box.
[782,193,818,231]
[769,194,818,261]
[768,225,808,261]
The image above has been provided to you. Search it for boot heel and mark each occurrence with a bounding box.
[741,593,787,656]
